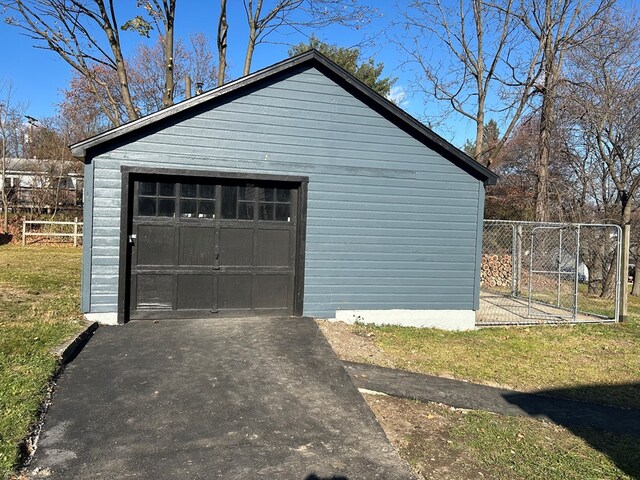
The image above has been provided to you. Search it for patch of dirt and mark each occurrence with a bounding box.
[0,286,30,303]
[363,394,490,480]
[317,320,396,368]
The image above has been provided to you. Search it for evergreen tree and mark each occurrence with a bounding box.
[289,36,396,97]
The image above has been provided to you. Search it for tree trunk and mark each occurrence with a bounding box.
[473,0,485,164]
[1,136,7,232]
[243,27,257,76]
[600,256,617,299]
[163,3,176,108]
[1,167,7,233]
[217,0,228,86]
[1,197,6,232]
[534,3,555,223]
[163,43,174,107]
[534,114,551,222]
[475,105,484,161]
[584,250,601,295]
[97,0,139,121]
[51,160,65,218]
[601,203,631,299]
[632,259,640,296]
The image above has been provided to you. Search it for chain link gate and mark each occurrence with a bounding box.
[478,220,622,326]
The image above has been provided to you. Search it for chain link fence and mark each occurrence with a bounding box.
[478,220,622,326]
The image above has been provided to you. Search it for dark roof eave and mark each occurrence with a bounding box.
[71,50,498,186]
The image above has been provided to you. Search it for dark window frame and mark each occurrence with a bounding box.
[135,179,219,220]
[220,182,294,223]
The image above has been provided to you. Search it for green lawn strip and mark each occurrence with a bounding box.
[0,246,85,478]
[448,409,639,480]
[354,312,640,409]
[378,396,638,480]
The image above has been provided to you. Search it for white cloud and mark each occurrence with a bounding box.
[387,85,409,108]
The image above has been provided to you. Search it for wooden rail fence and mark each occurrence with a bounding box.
[22,218,83,246]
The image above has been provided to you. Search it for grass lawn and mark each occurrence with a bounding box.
[0,245,85,478]
[367,394,639,480]
[339,293,640,410]
[1,245,639,479]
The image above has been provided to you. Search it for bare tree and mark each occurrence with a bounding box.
[217,0,228,86]
[18,115,83,216]
[3,0,139,124]
[61,33,217,130]
[513,0,615,221]
[128,36,181,115]
[3,0,181,123]
[566,11,640,222]
[239,0,373,76]
[128,33,217,110]
[187,33,218,93]
[60,67,120,136]
[562,9,640,296]
[397,0,541,168]
[123,0,178,108]
[0,81,26,232]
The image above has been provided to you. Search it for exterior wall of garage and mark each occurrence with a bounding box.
[82,65,485,328]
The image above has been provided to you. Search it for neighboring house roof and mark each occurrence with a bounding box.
[5,158,82,176]
[71,50,498,186]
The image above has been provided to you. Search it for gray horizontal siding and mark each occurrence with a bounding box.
[86,66,483,319]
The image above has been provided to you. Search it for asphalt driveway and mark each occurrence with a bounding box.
[28,317,415,479]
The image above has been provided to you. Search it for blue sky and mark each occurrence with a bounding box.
[0,2,480,147]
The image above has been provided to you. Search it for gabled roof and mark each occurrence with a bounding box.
[71,50,498,185]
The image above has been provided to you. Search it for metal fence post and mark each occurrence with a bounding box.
[22,220,26,247]
[620,223,630,322]
[557,228,563,307]
[516,225,522,296]
[574,226,580,320]
[511,224,517,297]
[73,217,78,247]
[528,228,536,318]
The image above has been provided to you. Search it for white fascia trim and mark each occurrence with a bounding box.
[334,309,476,331]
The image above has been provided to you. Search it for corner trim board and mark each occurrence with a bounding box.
[473,184,486,311]
[80,160,94,313]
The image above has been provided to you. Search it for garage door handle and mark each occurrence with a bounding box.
[128,234,136,245]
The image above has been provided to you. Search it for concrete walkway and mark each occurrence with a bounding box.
[344,362,640,436]
[28,318,416,479]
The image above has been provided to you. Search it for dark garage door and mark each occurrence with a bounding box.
[127,175,303,319]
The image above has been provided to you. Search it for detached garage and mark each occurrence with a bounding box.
[74,50,497,330]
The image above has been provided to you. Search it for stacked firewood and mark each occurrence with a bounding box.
[480,254,512,288]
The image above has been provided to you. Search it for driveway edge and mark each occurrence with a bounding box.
[18,321,100,476]
[52,321,99,364]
